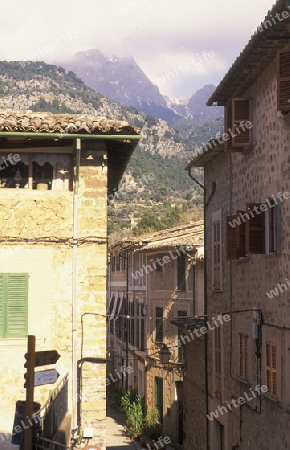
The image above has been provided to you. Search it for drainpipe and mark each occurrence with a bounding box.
[125,251,129,391]
[187,165,211,450]
[72,138,81,429]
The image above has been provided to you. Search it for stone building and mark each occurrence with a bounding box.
[108,221,204,445]
[0,110,140,449]
[186,1,290,448]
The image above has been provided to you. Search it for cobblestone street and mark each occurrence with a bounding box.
[106,406,136,450]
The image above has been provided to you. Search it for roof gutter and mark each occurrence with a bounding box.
[0,132,141,140]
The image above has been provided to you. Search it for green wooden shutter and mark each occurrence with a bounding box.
[0,275,5,337]
[154,377,163,423]
[0,274,28,338]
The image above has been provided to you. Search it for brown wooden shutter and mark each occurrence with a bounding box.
[239,334,249,379]
[277,49,290,111]
[245,203,265,254]
[232,98,253,146]
[266,342,277,397]
[224,103,233,149]
[227,212,246,259]
[227,215,239,259]
[213,221,221,289]
[238,211,246,257]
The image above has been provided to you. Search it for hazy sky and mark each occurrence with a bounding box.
[1,0,273,98]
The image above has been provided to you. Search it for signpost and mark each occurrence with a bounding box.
[23,336,61,450]
[35,350,60,367]
[34,369,60,387]
[24,335,36,450]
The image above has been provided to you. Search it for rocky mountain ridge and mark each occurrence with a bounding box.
[57,49,223,124]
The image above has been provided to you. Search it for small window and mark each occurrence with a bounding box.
[266,341,277,397]
[0,273,28,338]
[177,254,186,291]
[0,153,72,190]
[239,333,249,380]
[155,307,163,343]
[227,201,278,258]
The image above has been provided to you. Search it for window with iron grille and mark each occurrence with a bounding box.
[239,333,249,380]
[0,273,28,338]
[266,341,277,397]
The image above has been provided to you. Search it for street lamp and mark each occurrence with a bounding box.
[159,344,186,377]
[159,344,171,365]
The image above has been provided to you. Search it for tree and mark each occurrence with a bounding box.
[135,211,164,234]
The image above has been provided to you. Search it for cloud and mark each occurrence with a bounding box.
[0,0,272,97]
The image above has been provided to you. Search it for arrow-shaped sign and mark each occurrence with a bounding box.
[34,369,60,387]
[35,350,60,367]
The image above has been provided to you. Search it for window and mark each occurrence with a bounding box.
[137,303,145,351]
[116,254,120,272]
[154,377,163,423]
[239,333,249,380]
[215,327,222,399]
[128,300,135,345]
[277,49,290,112]
[266,341,277,397]
[121,253,126,271]
[212,210,222,290]
[177,254,186,291]
[225,98,253,149]
[0,153,72,190]
[178,311,187,363]
[0,273,28,338]
[227,200,278,259]
[155,254,163,271]
[155,307,163,343]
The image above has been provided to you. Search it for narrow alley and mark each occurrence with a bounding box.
[106,407,136,450]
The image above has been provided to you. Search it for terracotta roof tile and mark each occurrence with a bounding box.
[0,110,141,135]
[111,221,204,253]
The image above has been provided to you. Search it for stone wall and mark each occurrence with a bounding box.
[204,56,290,449]
[0,148,108,449]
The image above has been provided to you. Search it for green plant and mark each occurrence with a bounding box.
[142,408,162,440]
[120,391,145,438]
[126,395,144,437]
